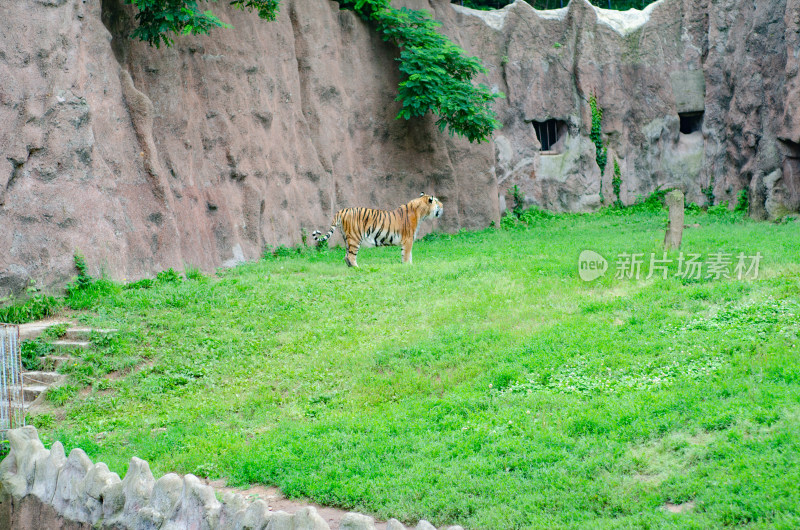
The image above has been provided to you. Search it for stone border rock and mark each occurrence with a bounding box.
[0,427,463,530]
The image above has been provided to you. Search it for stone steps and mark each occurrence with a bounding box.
[23,371,64,386]
[63,327,116,341]
[17,320,73,341]
[39,356,72,371]
[23,384,50,403]
[22,370,61,410]
[50,339,91,351]
[14,323,118,411]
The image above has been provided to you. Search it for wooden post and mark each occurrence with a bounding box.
[664,190,684,250]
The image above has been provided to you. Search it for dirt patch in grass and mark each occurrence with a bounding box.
[663,501,695,514]
[206,479,392,530]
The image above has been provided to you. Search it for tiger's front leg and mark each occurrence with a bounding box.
[401,239,413,264]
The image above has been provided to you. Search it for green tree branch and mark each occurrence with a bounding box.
[341,0,503,143]
[127,0,279,48]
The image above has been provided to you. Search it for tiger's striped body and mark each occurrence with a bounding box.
[312,193,443,267]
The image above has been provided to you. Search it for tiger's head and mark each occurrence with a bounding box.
[415,193,443,220]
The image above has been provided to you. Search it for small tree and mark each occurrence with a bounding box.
[127,0,279,48]
[340,1,502,143]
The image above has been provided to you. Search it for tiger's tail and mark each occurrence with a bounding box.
[312,211,341,243]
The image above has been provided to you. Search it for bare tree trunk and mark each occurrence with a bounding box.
[664,190,684,250]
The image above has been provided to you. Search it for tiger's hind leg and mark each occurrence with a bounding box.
[345,237,360,268]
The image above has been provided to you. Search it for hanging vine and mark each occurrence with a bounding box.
[612,158,623,208]
[588,94,608,202]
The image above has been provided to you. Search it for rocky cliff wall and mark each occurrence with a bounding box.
[0,0,497,297]
[437,0,798,218]
[1,0,797,296]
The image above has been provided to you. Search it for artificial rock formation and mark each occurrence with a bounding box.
[1,0,798,296]
[439,0,799,218]
[0,426,460,530]
[0,0,497,297]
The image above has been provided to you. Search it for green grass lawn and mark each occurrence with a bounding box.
[29,206,800,529]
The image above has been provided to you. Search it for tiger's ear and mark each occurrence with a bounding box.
[428,197,433,203]
[420,192,425,197]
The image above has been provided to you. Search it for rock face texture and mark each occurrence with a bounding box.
[437,0,798,218]
[0,0,798,296]
[0,0,495,296]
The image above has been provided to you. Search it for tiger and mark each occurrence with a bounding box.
[312,193,443,267]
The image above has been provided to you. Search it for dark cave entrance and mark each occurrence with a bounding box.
[533,119,568,153]
[679,112,704,135]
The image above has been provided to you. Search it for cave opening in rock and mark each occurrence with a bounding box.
[679,112,704,134]
[533,119,567,153]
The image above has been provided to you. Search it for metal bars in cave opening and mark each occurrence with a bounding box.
[533,119,561,152]
[1,324,25,440]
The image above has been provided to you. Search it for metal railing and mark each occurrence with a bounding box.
[533,119,562,152]
[0,324,24,439]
